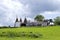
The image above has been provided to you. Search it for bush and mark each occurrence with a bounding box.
[54,16,60,25]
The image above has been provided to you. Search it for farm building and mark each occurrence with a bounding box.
[14,17,54,27]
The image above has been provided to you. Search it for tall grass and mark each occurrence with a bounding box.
[0,26,60,40]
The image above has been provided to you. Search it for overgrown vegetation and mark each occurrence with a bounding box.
[54,16,60,25]
[0,31,42,38]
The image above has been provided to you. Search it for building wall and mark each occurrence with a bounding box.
[15,22,21,27]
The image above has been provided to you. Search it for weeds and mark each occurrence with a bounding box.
[0,31,43,38]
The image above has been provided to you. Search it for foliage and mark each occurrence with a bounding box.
[34,15,44,21]
[54,16,60,25]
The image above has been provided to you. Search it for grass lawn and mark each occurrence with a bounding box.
[0,26,60,40]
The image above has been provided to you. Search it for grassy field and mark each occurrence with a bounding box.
[0,26,60,40]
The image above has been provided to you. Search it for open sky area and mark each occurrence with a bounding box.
[0,0,60,26]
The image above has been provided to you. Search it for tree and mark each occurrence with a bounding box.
[54,16,60,25]
[34,15,44,22]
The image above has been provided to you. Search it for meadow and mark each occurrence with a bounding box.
[0,26,60,40]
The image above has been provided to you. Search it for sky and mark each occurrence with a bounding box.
[0,0,60,26]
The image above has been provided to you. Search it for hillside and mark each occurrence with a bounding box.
[0,26,60,40]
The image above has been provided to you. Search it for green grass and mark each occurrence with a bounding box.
[0,26,60,40]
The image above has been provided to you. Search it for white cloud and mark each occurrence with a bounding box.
[0,0,31,26]
[41,11,60,14]
[0,24,4,26]
[0,0,60,26]
[40,11,60,19]
[1,0,23,9]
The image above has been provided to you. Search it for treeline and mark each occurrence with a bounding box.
[34,15,60,25]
